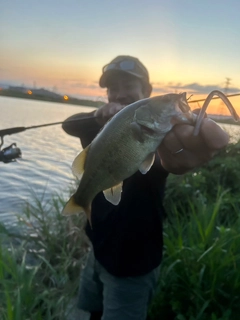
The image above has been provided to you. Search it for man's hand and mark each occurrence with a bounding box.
[158,118,229,174]
[94,102,125,126]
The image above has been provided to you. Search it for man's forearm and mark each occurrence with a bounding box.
[62,110,102,148]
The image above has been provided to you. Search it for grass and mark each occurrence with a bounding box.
[0,192,89,320]
[2,189,240,319]
[1,142,240,319]
[148,189,240,319]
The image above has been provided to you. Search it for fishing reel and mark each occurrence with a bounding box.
[0,136,22,163]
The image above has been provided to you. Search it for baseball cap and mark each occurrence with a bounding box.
[99,55,150,88]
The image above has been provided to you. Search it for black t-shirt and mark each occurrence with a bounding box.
[62,111,168,277]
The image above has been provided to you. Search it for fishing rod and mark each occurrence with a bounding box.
[0,116,96,139]
[1,92,239,140]
[1,91,239,163]
[188,92,240,104]
[0,116,96,163]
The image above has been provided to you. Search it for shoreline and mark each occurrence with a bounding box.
[0,89,103,108]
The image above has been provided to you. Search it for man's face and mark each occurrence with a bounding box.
[106,73,148,105]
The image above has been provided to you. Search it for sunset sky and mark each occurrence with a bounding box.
[1,0,240,113]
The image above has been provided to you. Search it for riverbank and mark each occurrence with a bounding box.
[1,141,240,319]
[1,88,240,127]
[0,88,104,108]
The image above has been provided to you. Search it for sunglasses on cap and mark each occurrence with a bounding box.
[102,60,148,76]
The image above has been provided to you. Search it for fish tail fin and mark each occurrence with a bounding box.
[62,196,92,227]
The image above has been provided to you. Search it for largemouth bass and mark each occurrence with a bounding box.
[62,93,195,224]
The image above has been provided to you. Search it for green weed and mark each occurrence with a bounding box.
[0,192,89,320]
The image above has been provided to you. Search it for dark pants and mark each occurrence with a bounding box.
[77,249,160,320]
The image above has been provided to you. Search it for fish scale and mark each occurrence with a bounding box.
[62,90,239,225]
[62,93,194,224]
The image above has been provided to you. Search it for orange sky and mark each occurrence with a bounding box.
[162,94,240,116]
[1,1,240,117]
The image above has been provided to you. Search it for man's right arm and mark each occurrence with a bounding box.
[62,102,125,147]
[62,110,102,148]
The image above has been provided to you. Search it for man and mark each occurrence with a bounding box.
[62,55,229,320]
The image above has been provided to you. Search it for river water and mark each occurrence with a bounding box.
[1,96,240,227]
[0,96,95,225]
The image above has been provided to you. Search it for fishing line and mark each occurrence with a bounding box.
[1,91,240,163]
[188,92,240,104]
[1,92,240,139]
[193,91,240,136]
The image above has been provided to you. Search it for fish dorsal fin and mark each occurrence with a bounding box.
[72,145,90,179]
[103,182,123,205]
[139,153,155,174]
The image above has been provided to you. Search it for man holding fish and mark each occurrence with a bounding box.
[62,55,229,320]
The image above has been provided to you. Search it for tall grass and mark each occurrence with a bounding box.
[149,190,240,317]
[1,142,240,319]
[0,193,89,320]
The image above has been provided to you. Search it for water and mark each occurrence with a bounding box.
[219,123,240,144]
[1,96,240,227]
[0,96,95,225]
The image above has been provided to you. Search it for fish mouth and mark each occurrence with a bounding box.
[178,93,190,112]
[172,93,195,125]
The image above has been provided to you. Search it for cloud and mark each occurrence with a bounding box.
[0,79,21,87]
[70,82,99,90]
[152,82,240,95]
[59,79,99,90]
[52,78,107,100]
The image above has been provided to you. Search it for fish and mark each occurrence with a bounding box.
[62,93,195,224]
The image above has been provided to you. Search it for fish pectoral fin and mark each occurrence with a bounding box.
[130,122,144,142]
[62,196,93,227]
[103,182,123,205]
[139,153,155,174]
[72,145,90,179]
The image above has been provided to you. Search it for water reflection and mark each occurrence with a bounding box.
[0,96,95,224]
[1,96,239,225]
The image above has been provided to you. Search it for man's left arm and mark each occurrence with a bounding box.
[158,118,229,174]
